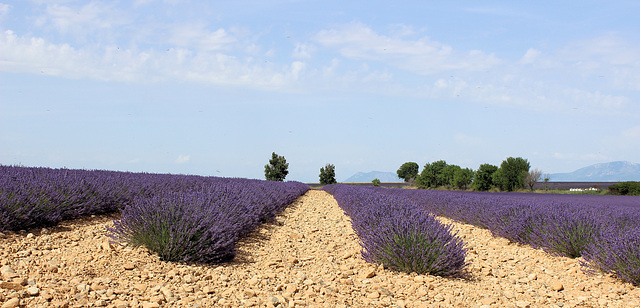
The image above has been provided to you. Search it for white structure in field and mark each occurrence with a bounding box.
[569,187,600,192]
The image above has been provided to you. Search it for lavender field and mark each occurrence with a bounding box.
[0,165,309,263]
[329,185,640,286]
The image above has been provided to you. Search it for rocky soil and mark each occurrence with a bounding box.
[1,190,639,308]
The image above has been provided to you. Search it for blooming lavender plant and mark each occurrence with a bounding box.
[582,227,640,286]
[324,184,469,277]
[109,178,309,263]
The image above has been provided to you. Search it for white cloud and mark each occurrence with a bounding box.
[0,3,10,20]
[37,2,130,42]
[175,154,190,164]
[292,43,315,59]
[521,48,541,64]
[168,23,236,51]
[314,22,501,75]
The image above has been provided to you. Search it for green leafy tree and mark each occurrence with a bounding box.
[372,178,381,187]
[396,162,419,183]
[416,160,448,189]
[264,152,289,181]
[440,164,461,187]
[453,168,474,189]
[472,164,498,191]
[493,157,530,191]
[319,163,337,185]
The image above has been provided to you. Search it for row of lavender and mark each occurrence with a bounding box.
[1,165,309,263]
[323,184,469,277]
[384,188,640,285]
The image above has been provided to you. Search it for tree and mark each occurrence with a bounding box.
[493,157,530,191]
[525,168,543,191]
[543,173,551,190]
[440,164,461,187]
[472,164,498,191]
[416,160,448,189]
[453,168,474,189]
[319,163,337,185]
[397,162,419,183]
[264,152,289,181]
[372,178,381,187]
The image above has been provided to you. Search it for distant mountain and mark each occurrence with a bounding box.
[550,161,640,182]
[343,171,402,183]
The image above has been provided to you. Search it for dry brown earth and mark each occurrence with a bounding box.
[1,190,639,308]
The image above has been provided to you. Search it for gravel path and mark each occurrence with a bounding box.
[1,190,639,308]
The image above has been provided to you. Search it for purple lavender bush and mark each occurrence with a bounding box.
[109,178,309,263]
[324,184,468,277]
[1,165,138,231]
[582,227,640,286]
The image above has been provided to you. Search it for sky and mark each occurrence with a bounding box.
[1,1,639,183]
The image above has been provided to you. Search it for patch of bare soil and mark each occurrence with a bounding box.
[1,190,638,308]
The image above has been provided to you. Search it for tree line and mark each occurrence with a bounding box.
[264,152,543,192]
[397,157,543,192]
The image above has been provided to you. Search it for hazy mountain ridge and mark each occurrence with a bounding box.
[344,161,640,183]
[550,161,640,182]
[343,171,401,183]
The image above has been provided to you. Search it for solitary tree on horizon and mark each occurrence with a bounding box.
[264,152,289,181]
[319,163,337,185]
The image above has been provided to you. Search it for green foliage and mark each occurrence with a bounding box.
[453,168,474,189]
[416,160,448,189]
[472,163,498,191]
[608,182,640,196]
[264,152,289,181]
[319,163,337,185]
[372,178,381,187]
[397,162,419,183]
[493,157,530,191]
[439,165,461,187]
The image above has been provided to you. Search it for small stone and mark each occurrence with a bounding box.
[0,282,22,291]
[183,274,195,283]
[480,298,495,305]
[94,299,107,307]
[1,298,20,308]
[503,291,515,299]
[41,228,49,234]
[26,286,40,296]
[515,300,531,308]
[160,287,173,299]
[551,282,564,291]
[141,302,160,308]
[26,233,34,239]
[101,241,113,251]
[247,276,260,285]
[287,257,299,264]
[366,291,380,299]
[12,277,27,286]
[123,262,135,270]
[0,266,18,280]
[113,299,128,308]
[360,268,376,279]
[134,284,147,292]
[341,252,352,259]
[434,294,445,302]
[202,286,214,294]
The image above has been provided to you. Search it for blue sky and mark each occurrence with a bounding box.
[1,1,639,183]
